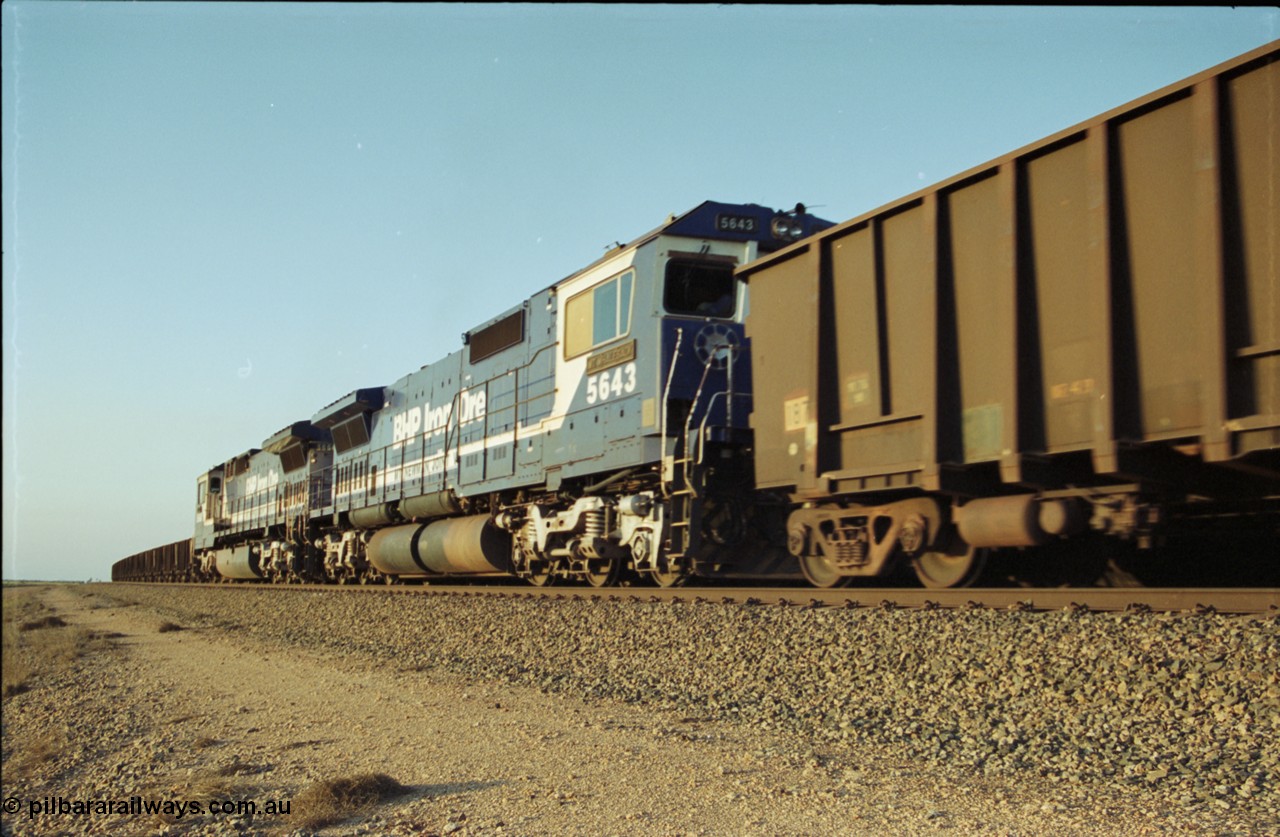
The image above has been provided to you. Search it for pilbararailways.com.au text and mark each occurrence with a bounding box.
[6,794,291,820]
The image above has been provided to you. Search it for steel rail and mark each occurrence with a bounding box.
[110,582,1280,614]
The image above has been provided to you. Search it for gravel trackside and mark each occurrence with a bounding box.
[1,582,1276,836]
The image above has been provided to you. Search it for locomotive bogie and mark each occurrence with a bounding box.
[317,530,376,584]
[495,490,667,585]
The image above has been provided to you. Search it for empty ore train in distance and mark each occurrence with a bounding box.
[115,41,1279,590]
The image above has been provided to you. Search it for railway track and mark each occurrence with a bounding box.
[114,582,1280,614]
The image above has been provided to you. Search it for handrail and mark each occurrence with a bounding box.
[211,336,592,527]
[682,348,717,467]
[660,328,684,496]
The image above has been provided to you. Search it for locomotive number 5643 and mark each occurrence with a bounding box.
[585,362,638,404]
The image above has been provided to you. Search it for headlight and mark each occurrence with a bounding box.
[771,217,800,241]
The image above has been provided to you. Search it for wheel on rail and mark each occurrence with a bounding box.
[799,554,852,589]
[526,560,556,587]
[583,557,623,588]
[648,555,688,588]
[911,537,985,589]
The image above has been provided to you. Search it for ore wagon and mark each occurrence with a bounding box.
[742,41,1279,587]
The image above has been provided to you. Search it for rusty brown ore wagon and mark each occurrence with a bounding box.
[112,539,195,583]
[742,41,1279,588]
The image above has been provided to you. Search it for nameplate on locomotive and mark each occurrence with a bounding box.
[586,340,637,374]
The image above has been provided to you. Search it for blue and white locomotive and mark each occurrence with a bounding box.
[192,201,833,586]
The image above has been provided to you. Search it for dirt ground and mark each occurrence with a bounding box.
[0,584,1261,836]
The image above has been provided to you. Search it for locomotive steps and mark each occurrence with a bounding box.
[5,582,1276,835]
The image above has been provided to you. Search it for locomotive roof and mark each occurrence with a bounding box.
[544,200,822,296]
[262,420,331,453]
[311,386,386,428]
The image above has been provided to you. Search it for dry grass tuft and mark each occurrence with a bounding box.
[3,589,117,701]
[182,772,237,799]
[3,590,45,698]
[192,735,219,749]
[41,627,104,665]
[6,730,65,780]
[157,621,184,633]
[144,775,255,827]
[286,773,409,830]
[19,615,68,631]
[2,654,33,699]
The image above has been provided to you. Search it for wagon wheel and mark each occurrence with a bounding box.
[526,559,556,587]
[799,554,852,589]
[648,555,688,588]
[911,537,986,589]
[583,557,623,588]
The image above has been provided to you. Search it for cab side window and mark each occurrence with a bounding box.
[565,270,634,358]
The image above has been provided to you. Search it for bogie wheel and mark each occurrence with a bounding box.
[526,561,556,587]
[648,556,688,588]
[911,537,986,589]
[583,557,623,588]
[799,553,853,588]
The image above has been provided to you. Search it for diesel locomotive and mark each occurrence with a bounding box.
[115,42,1279,589]
[171,200,835,589]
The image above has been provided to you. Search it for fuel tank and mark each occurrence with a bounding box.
[367,514,512,576]
[214,545,263,580]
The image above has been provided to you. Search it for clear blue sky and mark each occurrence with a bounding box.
[3,4,1276,581]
